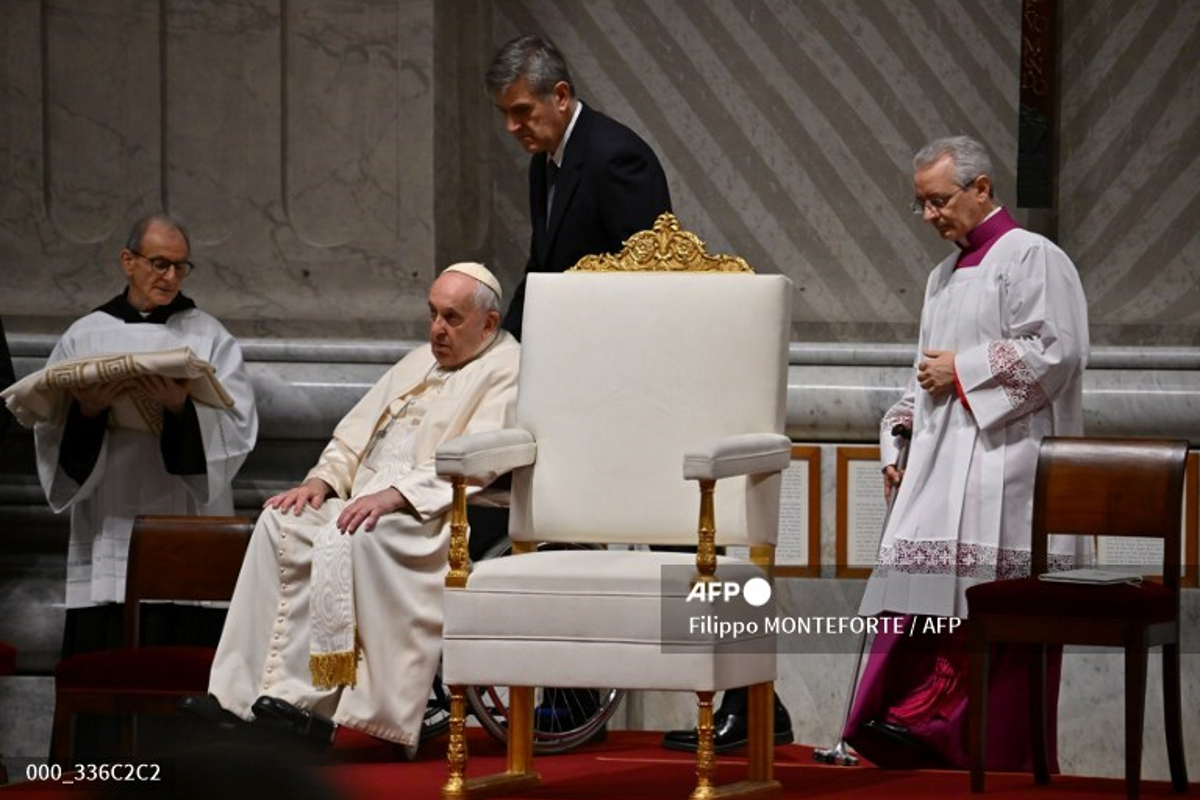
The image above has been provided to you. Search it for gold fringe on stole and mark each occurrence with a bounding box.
[309,629,360,689]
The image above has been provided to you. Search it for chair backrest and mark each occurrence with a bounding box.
[1031,437,1188,589]
[122,515,254,647]
[509,218,792,548]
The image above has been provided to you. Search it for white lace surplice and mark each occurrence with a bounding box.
[860,229,1091,619]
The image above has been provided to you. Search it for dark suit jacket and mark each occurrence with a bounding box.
[502,103,672,339]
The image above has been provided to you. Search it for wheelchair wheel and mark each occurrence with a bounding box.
[466,684,623,754]
[457,536,626,754]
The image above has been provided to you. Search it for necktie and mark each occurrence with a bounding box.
[545,159,559,229]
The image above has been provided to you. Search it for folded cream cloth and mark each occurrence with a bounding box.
[1,346,234,434]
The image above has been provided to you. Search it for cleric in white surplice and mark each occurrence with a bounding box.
[206,263,519,750]
[34,214,258,610]
[845,136,1090,772]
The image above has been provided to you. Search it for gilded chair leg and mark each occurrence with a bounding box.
[746,682,774,782]
[506,686,535,775]
[442,686,469,799]
[442,685,541,800]
[691,691,717,800]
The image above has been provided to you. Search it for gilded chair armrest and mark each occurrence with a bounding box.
[436,428,537,479]
[440,428,535,590]
[682,433,792,481]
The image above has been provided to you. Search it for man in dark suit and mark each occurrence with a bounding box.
[486,34,672,340]
[485,35,791,754]
[484,33,672,741]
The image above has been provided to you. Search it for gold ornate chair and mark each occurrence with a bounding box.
[435,214,792,799]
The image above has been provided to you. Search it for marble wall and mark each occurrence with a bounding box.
[1,0,1197,344]
[1,0,439,339]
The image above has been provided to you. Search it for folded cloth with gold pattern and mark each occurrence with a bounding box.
[1,346,234,433]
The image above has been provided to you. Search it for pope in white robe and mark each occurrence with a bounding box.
[845,137,1089,772]
[31,215,258,610]
[207,263,519,749]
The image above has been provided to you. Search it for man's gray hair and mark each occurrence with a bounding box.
[913,136,994,195]
[125,213,191,253]
[473,280,501,315]
[485,34,573,98]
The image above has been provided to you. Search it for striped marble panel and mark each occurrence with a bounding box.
[485,0,1200,345]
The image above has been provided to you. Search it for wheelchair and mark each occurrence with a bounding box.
[421,506,624,753]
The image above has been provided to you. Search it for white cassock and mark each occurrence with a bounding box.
[859,221,1090,619]
[34,298,258,608]
[208,331,519,747]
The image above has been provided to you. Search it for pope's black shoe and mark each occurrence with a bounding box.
[177,693,249,732]
[661,696,793,753]
[251,695,336,751]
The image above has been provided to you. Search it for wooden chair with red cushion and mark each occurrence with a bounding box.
[965,436,1190,800]
[50,514,253,765]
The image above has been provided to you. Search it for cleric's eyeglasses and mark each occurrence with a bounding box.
[910,174,984,216]
[130,250,195,277]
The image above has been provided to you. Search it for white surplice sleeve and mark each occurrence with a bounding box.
[953,236,1089,432]
[184,321,258,504]
[880,374,916,468]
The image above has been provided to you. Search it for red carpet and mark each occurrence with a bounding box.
[323,729,1180,800]
[3,729,1183,798]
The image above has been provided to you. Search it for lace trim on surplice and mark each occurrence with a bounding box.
[874,539,1075,581]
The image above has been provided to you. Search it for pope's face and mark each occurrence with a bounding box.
[493,77,572,155]
[912,155,992,242]
[428,273,499,369]
[120,221,189,312]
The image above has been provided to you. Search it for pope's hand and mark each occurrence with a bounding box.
[265,478,333,514]
[337,488,409,535]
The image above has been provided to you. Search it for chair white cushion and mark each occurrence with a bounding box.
[443,550,776,691]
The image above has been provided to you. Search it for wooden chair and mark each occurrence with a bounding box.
[965,437,1190,800]
[50,514,253,764]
